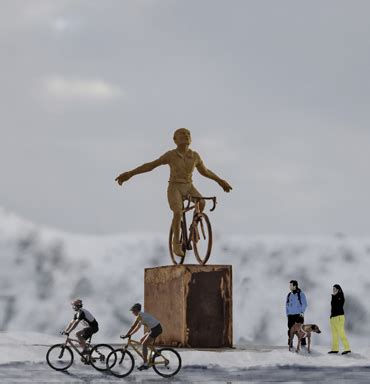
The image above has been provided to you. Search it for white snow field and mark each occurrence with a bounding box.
[1,332,370,383]
[1,206,370,382]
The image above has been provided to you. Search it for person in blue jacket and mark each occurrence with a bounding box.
[286,280,308,346]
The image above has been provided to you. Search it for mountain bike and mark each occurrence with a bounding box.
[169,195,216,265]
[106,335,181,378]
[46,333,114,372]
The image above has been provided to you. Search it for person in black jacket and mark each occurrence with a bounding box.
[328,284,351,355]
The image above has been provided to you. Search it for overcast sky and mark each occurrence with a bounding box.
[1,0,370,236]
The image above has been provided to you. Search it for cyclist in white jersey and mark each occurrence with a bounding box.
[63,299,99,354]
[122,303,163,370]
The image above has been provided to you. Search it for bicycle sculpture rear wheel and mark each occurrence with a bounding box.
[46,344,74,371]
[152,347,182,378]
[89,343,115,371]
[169,220,186,265]
[106,349,135,378]
[192,213,212,265]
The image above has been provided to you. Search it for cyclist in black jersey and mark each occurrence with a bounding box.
[63,299,99,354]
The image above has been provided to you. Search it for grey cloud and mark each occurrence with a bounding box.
[1,0,370,235]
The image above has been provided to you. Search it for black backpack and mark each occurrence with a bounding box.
[286,289,302,306]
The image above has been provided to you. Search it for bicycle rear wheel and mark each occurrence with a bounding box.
[46,344,74,371]
[169,222,185,265]
[152,347,182,378]
[192,213,212,265]
[106,348,134,378]
[89,343,115,371]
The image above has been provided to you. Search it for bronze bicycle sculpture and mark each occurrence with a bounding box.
[46,333,114,372]
[106,335,181,378]
[169,195,216,265]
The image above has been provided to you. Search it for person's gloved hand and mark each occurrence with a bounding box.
[299,313,304,317]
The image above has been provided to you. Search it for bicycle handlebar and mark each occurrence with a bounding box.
[184,196,217,212]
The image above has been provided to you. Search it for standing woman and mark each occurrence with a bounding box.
[328,284,351,354]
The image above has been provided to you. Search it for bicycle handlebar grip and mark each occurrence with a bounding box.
[210,197,217,212]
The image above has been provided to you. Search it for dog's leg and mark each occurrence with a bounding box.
[296,335,301,353]
[308,334,311,353]
[289,328,294,351]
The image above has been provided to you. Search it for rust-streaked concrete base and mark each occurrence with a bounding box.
[144,264,232,348]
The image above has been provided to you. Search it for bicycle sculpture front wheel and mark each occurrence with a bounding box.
[192,213,212,265]
[89,343,115,371]
[106,349,135,378]
[152,348,182,378]
[169,221,186,265]
[46,344,74,371]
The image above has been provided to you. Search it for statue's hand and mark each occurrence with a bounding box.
[115,172,132,186]
[218,179,232,192]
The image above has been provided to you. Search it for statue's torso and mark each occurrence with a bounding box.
[165,149,202,184]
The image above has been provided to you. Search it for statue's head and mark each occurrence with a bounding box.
[173,128,191,146]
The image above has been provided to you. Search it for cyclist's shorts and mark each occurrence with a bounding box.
[150,324,162,339]
[81,325,98,340]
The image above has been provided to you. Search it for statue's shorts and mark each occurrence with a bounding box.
[167,182,202,213]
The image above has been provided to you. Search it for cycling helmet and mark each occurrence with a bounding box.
[71,299,83,310]
[130,303,141,312]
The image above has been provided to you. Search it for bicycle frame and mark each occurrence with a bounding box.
[60,336,91,362]
[181,196,216,250]
[120,337,167,367]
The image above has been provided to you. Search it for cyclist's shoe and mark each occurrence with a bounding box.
[81,356,90,364]
[138,363,149,371]
[173,242,184,257]
[81,347,91,355]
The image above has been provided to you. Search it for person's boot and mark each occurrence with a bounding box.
[328,351,339,354]
[173,242,184,257]
[342,350,351,355]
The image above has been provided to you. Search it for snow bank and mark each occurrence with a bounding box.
[1,206,370,349]
[1,332,370,369]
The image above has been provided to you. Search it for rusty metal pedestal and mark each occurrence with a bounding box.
[144,265,232,348]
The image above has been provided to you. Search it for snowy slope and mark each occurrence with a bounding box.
[1,332,370,372]
[1,206,370,348]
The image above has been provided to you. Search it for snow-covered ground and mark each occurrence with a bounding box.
[1,332,370,383]
[1,205,370,349]
[2,206,370,381]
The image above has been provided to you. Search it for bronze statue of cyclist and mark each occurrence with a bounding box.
[115,128,232,258]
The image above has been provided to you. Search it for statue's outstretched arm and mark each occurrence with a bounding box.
[115,153,169,186]
[196,160,233,193]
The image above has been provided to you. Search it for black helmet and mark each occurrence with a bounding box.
[130,303,141,312]
[71,299,83,310]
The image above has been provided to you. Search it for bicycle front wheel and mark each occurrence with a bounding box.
[169,222,185,265]
[89,343,115,371]
[152,348,182,378]
[46,344,74,371]
[106,348,134,378]
[192,213,212,265]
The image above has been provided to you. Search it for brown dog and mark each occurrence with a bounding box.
[289,323,321,353]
